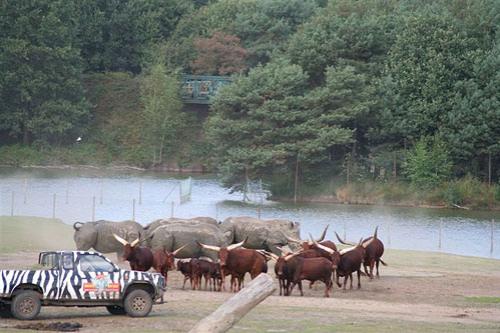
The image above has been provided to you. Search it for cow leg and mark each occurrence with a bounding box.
[298,281,303,296]
[343,275,348,290]
[369,259,375,280]
[288,281,296,296]
[349,273,353,289]
[324,280,330,298]
[336,272,342,288]
[376,259,380,278]
[278,278,283,296]
[357,269,361,289]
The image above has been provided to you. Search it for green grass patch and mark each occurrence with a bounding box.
[0,216,74,254]
[465,296,500,304]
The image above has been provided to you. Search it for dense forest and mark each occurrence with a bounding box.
[0,0,499,208]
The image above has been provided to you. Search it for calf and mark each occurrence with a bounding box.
[192,258,221,291]
[113,234,153,271]
[152,244,187,285]
[197,239,268,292]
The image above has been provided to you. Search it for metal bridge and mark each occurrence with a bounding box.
[181,75,233,104]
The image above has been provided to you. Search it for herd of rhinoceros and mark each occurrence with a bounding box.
[72,216,302,260]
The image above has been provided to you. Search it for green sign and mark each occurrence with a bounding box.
[181,75,233,104]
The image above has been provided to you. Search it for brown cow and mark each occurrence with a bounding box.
[334,232,375,290]
[286,255,335,297]
[197,239,267,292]
[285,226,334,251]
[177,259,196,290]
[191,258,222,291]
[337,227,387,279]
[152,244,187,286]
[113,234,153,271]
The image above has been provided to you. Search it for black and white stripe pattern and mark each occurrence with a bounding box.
[0,251,164,301]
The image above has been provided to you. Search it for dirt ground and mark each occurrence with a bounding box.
[1,250,500,333]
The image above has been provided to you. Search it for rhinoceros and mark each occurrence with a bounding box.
[73,220,144,255]
[219,216,302,255]
[143,217,231,260]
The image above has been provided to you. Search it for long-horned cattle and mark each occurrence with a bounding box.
[337,226,387,279]
[285,225,336,252]
[113,234,153,271]
[197,238,267,292]
[334,231,375,290]
[152,244,188,285]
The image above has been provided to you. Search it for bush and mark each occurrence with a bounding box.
[0,144,44,166]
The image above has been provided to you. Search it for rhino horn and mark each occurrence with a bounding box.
[73,222,83,231]
[113,233,129,246]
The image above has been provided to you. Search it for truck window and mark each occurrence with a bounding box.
[62,254,74,270]
[78,254,116,272]
[40,253,60,270]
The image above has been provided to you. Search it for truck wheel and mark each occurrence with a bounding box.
[124,289,152,317]
[11,290,41,320]
[106,305,126,315]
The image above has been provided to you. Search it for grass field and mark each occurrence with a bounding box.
[0,216,75,254]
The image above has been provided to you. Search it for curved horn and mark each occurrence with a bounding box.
[362,237,375,249]
[276,246,292,256]
[196,241,221,252]
[340,246,356,255]
[130,238,140,247]
[73,222,83,231]
[227,237,246,251]
[316,225,329,242]
[374,226,378,239]
[113,233,128,246]
[313,241,335,254]
[285,235,302,244]
[172,244,188,256]
[358,238,364,246]
[335,232,356,246]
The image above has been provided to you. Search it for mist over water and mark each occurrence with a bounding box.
[1,167,498,259]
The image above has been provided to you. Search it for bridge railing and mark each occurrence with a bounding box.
[181,75,233,104]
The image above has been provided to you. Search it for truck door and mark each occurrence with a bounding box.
[73,253,122,301]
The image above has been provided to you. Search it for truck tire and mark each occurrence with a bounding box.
[11,290,41,320]
[124,289,152,317]
[106,305,126,315]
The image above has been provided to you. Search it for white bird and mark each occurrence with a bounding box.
[76,137,82,142]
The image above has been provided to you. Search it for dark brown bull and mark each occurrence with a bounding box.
[197,239,267,292]
[334,232,375,290]
[152,245,187,286]
[177,259,196,290]
[113,234,153,271]
[337,227,387,279]
[286,256,335,297]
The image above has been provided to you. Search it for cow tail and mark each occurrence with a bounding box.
[380,259,388,266]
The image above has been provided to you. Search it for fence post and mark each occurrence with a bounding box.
[170,201,174,218]
[65,180,69,204]
[11,191,14,216]
[438,219,442,250]
[52,194,56,219]
[139,182,142,205]
[491,219,494,255]
[23,178,28,204]
[92,196,96,222]
[132,199,136,221]
[99,179,103,205]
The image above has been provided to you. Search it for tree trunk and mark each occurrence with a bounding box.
[188,273,276,333]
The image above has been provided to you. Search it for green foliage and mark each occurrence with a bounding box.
[404,136,453,189]
[140,60,187,166]
[0,0,90,145]
[442,175,495,208]
[0,144,43,166]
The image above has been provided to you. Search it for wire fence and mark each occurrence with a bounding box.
[0,175,498,259]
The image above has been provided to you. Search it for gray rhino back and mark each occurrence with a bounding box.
[94,220,143,253]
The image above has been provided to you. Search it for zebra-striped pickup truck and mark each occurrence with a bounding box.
[0,251,165,320]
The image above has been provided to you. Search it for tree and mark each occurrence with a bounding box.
[206,59,372,193]
[404,136,452,189]
[0,0,90,145]
[140,61,186,166]
[191,32,248,75]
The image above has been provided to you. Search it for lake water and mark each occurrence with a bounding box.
[1,167,498,259]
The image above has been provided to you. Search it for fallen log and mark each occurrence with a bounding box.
[188,273,276,333]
